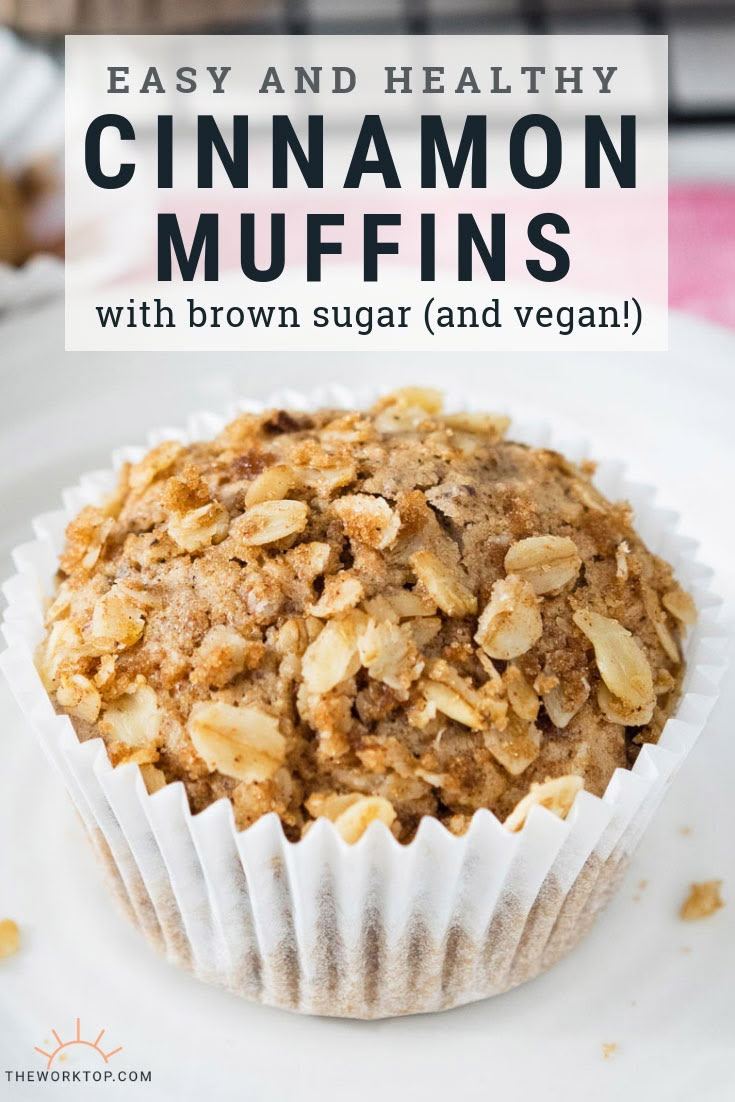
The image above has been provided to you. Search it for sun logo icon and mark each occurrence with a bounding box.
[34,1019,122,1069]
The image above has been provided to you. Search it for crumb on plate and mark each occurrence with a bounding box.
[680,880,724,921]
[0,919,20,959]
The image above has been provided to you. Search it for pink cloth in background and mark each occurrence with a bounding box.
[165,184,735,330]
[670,186,735,330]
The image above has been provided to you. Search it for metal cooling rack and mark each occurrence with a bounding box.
[231,0,735,128]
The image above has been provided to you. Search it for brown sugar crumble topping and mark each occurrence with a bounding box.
[36,389,695,843]
[0,163,62,267]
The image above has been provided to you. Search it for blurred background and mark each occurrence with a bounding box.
[0,0,733,325]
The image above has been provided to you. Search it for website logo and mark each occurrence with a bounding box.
[3,1019,150,1087]
[34,1020,122,1070]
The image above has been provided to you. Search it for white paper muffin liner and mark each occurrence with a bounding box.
[0,384,727,1019]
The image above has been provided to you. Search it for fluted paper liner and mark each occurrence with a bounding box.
[1,385,727,1018]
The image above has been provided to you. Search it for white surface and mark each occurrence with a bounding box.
[0,304,733,1100]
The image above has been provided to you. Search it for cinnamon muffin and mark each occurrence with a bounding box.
[36,389,696,844]
[0,169,33,267]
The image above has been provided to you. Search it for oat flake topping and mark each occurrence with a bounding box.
[37,389,693,842]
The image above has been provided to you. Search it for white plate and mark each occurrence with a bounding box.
[0,304,733,1101]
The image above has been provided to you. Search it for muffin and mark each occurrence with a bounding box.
[0,163,63,267]
[4,387,718,1017]
[0,169,34,267]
